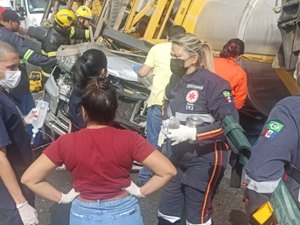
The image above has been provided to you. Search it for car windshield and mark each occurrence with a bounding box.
[27,0,47,14]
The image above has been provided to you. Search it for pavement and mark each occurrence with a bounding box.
[33,149,248,225]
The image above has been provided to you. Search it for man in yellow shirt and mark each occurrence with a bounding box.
[137,25,186,184]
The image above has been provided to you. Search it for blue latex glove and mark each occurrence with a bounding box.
[132,64,141,73]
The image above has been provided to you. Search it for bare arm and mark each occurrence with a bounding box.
[21,154,62,203]
[137,64,152,77]
[139,150,176,196]
[0,147,27,204]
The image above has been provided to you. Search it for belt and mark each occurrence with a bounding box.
[77,191,129,203]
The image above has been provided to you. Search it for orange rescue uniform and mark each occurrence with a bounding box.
[214,57,247,110]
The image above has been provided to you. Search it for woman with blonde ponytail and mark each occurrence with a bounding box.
[158,33,239,225]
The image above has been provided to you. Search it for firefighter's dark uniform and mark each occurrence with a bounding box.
[0,26,57,111]
[158,69,239,225]
[41,24,90,59]
[244,95,300,218]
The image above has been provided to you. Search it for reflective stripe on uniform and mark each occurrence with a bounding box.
[196,128,223,141]
[23,49,34,61]
[175,112,215,123]
[157,210,181,223]
[20,49,35,64]
[245,174,281,193]
[41,69,51,77]
[85,29,90,39]
[41,49,56,57]
[187,218,212,225]
[19,59,26,64]
[69,26,75,38]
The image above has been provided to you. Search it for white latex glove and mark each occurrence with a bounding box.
[59,188,80,204]
[167,125,197,145]
[161,119,170,128]
[24,108,37,125]
[16,201,39,225]
[123,181,145,198]
[157,126,169,147]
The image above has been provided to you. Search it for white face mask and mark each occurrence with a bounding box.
[0,70,21,89]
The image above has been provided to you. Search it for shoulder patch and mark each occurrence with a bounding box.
[223,91,231,97]
[261,120,284,139]
[267,120,284,132]
[223,91,232,103]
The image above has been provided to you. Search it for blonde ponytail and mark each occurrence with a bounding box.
[172,33,214,72]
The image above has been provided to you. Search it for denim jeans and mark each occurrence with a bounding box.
[70,195,144,225]
[139,105,162,185]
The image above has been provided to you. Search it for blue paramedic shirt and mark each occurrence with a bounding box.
[0,88,33,209]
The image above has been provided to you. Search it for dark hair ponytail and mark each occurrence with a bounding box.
[72,49,107,93]
[81,77,117,124]
[220,38,245,58]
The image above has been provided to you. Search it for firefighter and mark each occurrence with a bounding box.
[243,55,300,224]
[41,9,90,60]
[75,5,93,29]
[41,9,75,59]
[157,33,239,225]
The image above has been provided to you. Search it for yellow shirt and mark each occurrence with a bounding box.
[144,42,172,107]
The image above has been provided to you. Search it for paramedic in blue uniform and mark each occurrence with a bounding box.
[0,41,38,225]
[244,55,300,220]
[0,9,57,146]
[157,33,239,225]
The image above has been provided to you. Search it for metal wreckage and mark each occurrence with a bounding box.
[22,0,300,139]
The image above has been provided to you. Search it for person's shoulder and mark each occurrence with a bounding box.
[112,128,146,143]
[152,41,171,50]
[201,69,231,90]
[199,68,229,83]
[276,95,300,111]
[213,57,223,63]
[265,96,300,122]
[1,27,15,36]
[56,132,75,142]
[235,63,247,76]
[109,127,140,137]
[0,90,12,109]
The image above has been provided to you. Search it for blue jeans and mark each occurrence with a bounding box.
[70,195,144,225]
[139,105,162,185]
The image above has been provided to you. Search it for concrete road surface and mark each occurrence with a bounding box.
[33,150,248,225]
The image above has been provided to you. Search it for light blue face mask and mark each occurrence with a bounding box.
[0,70,21,90]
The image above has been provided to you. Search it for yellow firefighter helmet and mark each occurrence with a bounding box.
[55,9,75,28]
[75,6,92,20]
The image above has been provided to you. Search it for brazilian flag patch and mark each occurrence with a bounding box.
[223,91,231,97]
[267,121,284,132]
[261,120,284,139]
[223,91,232,103]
